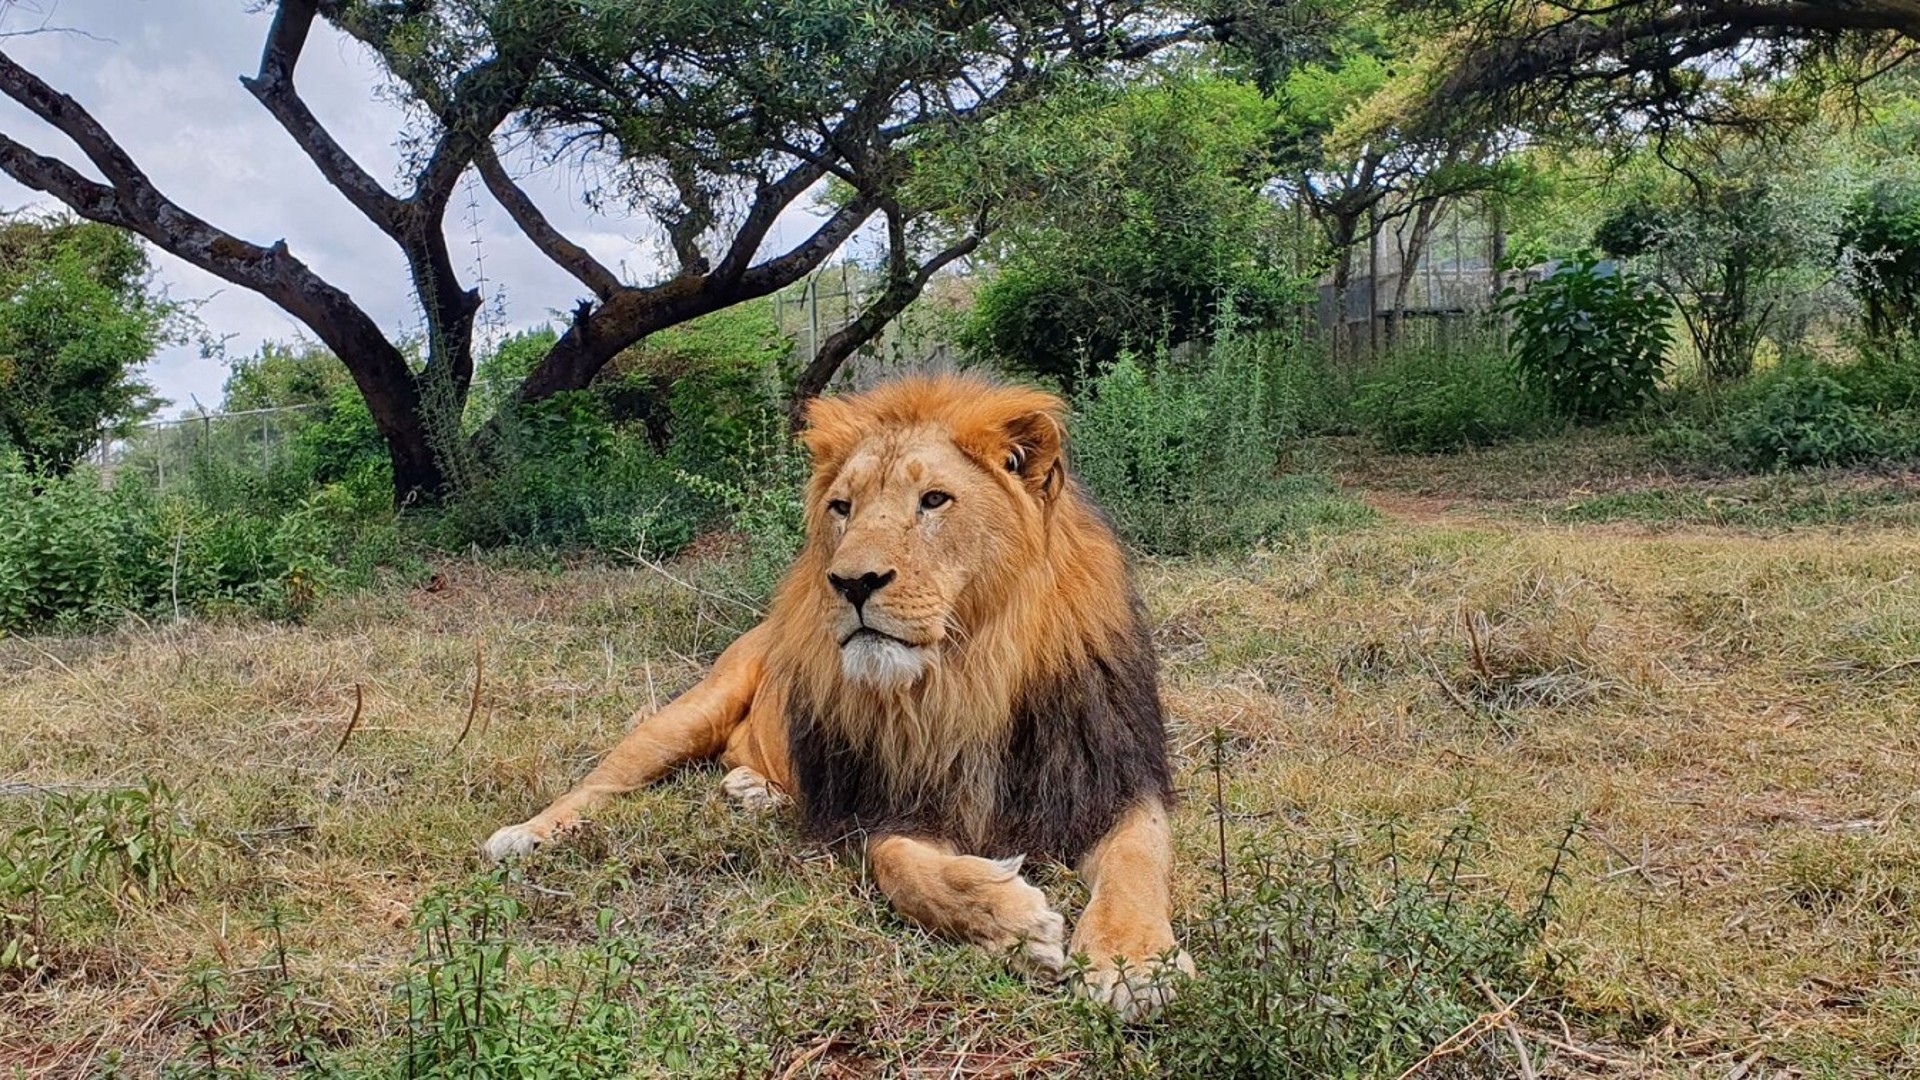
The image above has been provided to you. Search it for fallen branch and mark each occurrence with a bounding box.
[1393,979,1536,1080]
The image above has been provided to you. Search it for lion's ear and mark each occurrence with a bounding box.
[1000,408,1065,499]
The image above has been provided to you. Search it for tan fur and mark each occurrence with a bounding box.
[483,375,1187,1018]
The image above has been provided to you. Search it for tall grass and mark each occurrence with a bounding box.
[1069,328,1373,554]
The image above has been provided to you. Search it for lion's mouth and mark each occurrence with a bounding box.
[840,626,919,649]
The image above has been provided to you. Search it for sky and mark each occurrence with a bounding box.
[0,0,818,417]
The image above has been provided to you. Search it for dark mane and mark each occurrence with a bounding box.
[786,595,1173,864]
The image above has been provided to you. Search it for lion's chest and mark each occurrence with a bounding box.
[783,640,1173,864]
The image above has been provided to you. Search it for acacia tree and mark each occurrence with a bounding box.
[1227,4,1521,356]
[0,0,1205,503]
[1405,0,1920,133]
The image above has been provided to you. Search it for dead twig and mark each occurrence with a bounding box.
[333,683,364,756]
[779,1036,840,1080]
[1473,975,1537,1080]
[1393,979,1536,1080]
[451,641,485,752]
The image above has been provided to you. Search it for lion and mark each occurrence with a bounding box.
[483,374,1191,1017]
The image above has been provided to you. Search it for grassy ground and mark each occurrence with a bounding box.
[4,485,1920,1076]
[1320,432,1920,530]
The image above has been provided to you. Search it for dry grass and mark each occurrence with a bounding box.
[3,513,1919,1076]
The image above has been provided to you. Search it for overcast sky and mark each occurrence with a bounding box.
[0,0,816,416]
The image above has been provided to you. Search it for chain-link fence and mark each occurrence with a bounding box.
[94,403,325,492]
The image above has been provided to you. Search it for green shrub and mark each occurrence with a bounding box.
[2,779,190,974]
[1353,341,1548,452]
[0,451,399,632]
[388,874,642,1080]
[1081,821,1572,1078]
[1503,256,1672,421]
[1724,371,1884,470]
[1840,177,1920,342]
[1832,339,1920,412]
[425,392,698,555]
[1070,333,1371,554]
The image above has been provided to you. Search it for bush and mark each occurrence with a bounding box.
[1724,371,1885,470]
[424,391,699,556]
[1353,340,1548,452]
[1840,176,1920,342]
[0,451,399,633]
[1503,256,1672,421]
[1070,332,1371,554]
[1080,821,1572,1078]
[954,76,1306,385]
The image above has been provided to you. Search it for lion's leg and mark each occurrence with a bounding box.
[866,836,1066,980]
[1069,799,1192,1020]
[483,624,772,861]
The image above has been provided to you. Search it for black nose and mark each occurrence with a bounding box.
[828,570,895,611]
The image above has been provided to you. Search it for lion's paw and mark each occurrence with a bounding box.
[1075,949,1194,1022]
[721,766,787,812]
[481,821,550,862]
[979,856,1067,981]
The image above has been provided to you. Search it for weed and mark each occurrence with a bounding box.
[1,779,190,976]
[1070,333,1373,554]
[1353,338,1550,452]
[1082,822,1576,1078]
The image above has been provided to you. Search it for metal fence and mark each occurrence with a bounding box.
[1313,205,1512,359]
[94,403,326,492]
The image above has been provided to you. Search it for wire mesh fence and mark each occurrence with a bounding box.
[94,403,327,493]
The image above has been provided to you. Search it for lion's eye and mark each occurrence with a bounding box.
[827,499,851,517]
[920,490,952,510]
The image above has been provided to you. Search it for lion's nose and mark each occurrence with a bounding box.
[828,569,895,612]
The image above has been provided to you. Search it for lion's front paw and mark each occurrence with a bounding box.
[978,856,1067,981]
[1075,949,1194,1022]
[482,820,550,862]
[721,766,787,812]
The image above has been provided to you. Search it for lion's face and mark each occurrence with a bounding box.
[797,379,1067,691]
[817,427,1024,687]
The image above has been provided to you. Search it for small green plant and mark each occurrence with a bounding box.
[1081,820,1575,1078]
[1,779,190,975]
[1503,256,1672,422]
[1070,330,1370,554]
[392,872,642,1080]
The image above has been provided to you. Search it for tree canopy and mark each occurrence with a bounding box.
[0,0,1216,502]
[0,213,172,473]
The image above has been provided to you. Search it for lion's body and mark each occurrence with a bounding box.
[486,376,1190,1017]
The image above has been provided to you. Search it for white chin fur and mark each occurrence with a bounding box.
[840,635,928,688]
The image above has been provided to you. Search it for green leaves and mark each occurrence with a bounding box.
[0,213,174,473]
[959,74,1306,382]
[1502,256,1672,422]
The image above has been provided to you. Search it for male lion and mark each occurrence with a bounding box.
[484,375,1190,1017]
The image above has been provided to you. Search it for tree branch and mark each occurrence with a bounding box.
[0,48,428,484]
[737,193,880,294]
[712,160,832,282]
[239,0,405,235]
[788,213,984,421]
[474,142,622,300]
